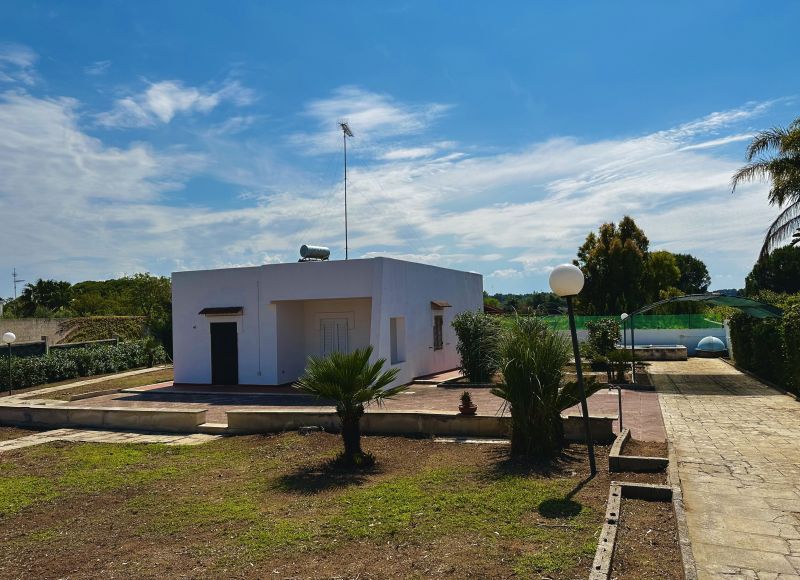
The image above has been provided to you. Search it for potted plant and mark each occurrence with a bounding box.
[459,390,478,415]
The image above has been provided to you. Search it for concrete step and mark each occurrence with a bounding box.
[197,422,229,434]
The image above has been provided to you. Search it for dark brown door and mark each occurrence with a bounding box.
[210,322,238,385]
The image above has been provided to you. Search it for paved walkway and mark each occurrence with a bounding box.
[0,429,220,453]
[652,359,800,579]
[1,365,172,403]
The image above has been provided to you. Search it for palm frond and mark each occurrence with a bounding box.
[295,345,404,410]
[731,160,772,191]
[759,200,800,259]
[745,127,789,161]
[556,376,603,412]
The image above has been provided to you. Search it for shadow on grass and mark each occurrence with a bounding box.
[483,444,598,519]
[484,444,586,479]
[538,497,583,518]
[274,455,383,495]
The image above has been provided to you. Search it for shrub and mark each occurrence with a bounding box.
[782,303,800,394]
[585,318,620,359]
[585,318,621,381]
[606,349,635,383]
[0,339,167,391]
[729,300,800,395]
[492,316,602,458]
[294,346,404,465]
[451,310,502,383]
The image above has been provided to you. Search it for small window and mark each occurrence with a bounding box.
[433,314,444,351]
[390,317,406,364]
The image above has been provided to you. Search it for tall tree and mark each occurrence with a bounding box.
[125,273,171,322]
[575,216,650,314]
[645,251,681,299]
[17,279,73,316]
[732,117,800,258]
[673,253,711,294]
[745,245,800,295]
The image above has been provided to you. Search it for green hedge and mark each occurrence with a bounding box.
[729,303,800,395]
[0,339,167,391]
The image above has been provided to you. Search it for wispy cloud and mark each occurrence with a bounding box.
[0,42,37,85]
[289,86,451,155]
[84,60,111,76]
[379,146,438,160]
[96,79,255,128]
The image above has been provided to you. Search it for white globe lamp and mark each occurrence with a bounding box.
[548,264,585,297]
[2,332,16,344]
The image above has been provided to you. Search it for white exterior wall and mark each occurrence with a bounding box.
[172,258,482,387]
[371,259,483,385]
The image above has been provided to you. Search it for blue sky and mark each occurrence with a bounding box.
[0,1,798,298]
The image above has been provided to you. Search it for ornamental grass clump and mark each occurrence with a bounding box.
[451,310,502,383]
[295,346,405,466]
[493,316,601,458]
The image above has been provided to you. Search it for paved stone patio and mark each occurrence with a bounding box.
[0,428,220,453]
[652,358,800,579]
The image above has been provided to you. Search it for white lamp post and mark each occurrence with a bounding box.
[2,331,16,395]
[549,264,596,475]
[620,313,628,349]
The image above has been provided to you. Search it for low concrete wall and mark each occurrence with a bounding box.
[227,409,616,440]
[0,404,207,433]
[562,414,617,443]
[567,327,727,355]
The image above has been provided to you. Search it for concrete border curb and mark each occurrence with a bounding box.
[589,482,675,579]
[608,428,669,472]
[68,389,123,401]
[0,404,206,433]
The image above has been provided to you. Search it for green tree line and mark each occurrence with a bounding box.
[2,273,172,352]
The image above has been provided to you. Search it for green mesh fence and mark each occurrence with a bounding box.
[530,314,725,330]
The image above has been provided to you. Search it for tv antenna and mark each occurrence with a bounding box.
[12,267,25,300]
[339,121,353,260]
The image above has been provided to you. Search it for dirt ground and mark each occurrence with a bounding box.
[612,497,684,579]
[0,426,39,442]
[0,431,670,579]
[623,438,668,458]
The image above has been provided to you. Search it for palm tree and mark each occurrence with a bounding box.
[732,117,800,259]
[295,346,404,464]
[492,316,601,458]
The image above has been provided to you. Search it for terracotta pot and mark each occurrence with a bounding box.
[459,404,478,416]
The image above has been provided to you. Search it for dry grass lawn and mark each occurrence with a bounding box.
[0,432,639,579]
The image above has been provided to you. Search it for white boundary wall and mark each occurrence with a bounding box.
[569,326,728,355]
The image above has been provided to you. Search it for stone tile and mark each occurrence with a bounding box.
[652,359,800,578]
[693,542,796,575]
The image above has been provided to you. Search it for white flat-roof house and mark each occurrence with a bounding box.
[172,258,483,387]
